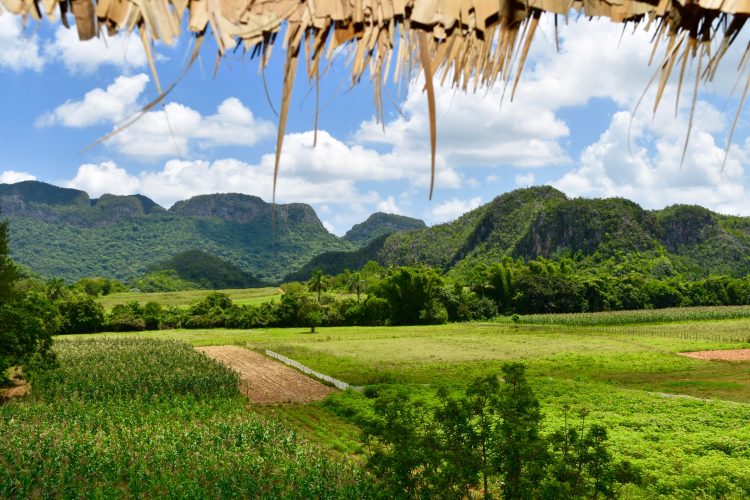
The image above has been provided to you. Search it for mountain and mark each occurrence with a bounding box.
[147,250,268,289]
[286,186,750,280]
[342,212,426,245]
[0,181,352,282]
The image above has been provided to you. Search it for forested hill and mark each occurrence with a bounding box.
[289,186,750,280]
[342,212,426,245]
[0,181,352,282]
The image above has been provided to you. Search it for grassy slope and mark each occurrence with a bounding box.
[64,314,750,497]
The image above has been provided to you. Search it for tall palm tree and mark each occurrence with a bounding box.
[347,271,367,301]
[308,269,327,303]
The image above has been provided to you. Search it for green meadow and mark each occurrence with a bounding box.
[10,308,750,497]
[96,286,283,310]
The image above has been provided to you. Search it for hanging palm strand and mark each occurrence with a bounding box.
[3,0,749,198]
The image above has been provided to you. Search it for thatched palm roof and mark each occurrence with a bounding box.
[3,0,749,197]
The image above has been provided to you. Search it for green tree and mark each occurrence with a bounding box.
[372,267,444,325]
[0,214,58,382]
[0,215,17,304]
[347,271,367,301]
[58,292,105,334]
[361,391,435,498]
[308,270,329,303]
[495,363,548,499]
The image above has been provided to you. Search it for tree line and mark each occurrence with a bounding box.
[24,257,750,336]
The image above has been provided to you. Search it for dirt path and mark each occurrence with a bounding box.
[197,346,334,404]
[679,348,750,362]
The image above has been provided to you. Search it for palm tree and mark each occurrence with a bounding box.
[347,271,367,301]
[308,270,327,303]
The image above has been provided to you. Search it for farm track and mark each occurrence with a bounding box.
[196,345,334,404]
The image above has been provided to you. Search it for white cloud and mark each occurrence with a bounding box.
[112,98,275,160]
[0,15,45,71]
[40,75,275,160]
[45,27,147,74]
[65,161,141,197]
[0,170,36,183]
[554,106,750,215]
[322,220,336,234]
[486,174,500,183]
[515,173,535,186]
[431,197,482,222]
[376,196,402,214]
[63,158,379,208]
[38,74,149,127]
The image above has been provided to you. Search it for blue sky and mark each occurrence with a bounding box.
[1,13,750,235]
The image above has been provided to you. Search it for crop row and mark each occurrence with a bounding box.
[0,339,374,497]
[494,305,750,327]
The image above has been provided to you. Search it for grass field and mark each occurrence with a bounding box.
[97,287,362,310]
[96,287,283,309]
[61,314,750,498]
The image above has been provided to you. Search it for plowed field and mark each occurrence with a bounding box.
[678,348,750,361]
[197,345,333,403]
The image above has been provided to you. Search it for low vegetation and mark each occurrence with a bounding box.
[0,339,374,497]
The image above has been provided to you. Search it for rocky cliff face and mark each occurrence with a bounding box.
[169,193,325,229]
[342,212,426,245]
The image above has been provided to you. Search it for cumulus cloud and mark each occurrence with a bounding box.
[515,173,535,186]
[0,170,36,184]
[64,161,142,197]
[63,158,379,208]
[431,197,482,222]
[45,27,147,74]
[0,15,45,72]
[353,19,660,178]
[38,74,149,127]
[376,196,402,214]
[554,106,750,215]
[40,75,275,160]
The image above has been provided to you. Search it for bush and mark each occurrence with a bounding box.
[58,292,105,334]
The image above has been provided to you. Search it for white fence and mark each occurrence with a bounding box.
[265,350,363,392]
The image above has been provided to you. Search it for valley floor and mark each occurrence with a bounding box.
[9,315,750,497]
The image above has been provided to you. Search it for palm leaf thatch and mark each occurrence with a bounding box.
[2,0,750,197]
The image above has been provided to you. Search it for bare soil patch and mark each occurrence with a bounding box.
[678,349,750,362]
[0,379,30,403]
[197,345,334,404]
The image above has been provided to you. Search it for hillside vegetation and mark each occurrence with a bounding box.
[6,181,750,286]
[289,186,750,281]
[342,212,426,245]
[0,181,352,282]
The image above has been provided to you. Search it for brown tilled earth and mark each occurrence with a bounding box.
[196,345,334,404]
[678,349,750,362]
[0,380,30,403]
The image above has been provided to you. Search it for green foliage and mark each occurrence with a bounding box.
[371,267,445,325]
[58,292,105,334]
[342,212,426,246]
[2,183,352,282]
[73,276,128,296]
[106,301,147,331]
[148,249,267,289]
[359,364,638,499]
[133,269,199,292]
[0,216,17,304]
[0,339,375,496]
[0,213,57,381]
